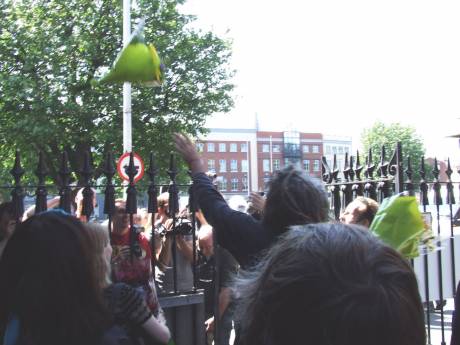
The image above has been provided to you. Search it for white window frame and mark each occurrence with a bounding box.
[263,159,270,172]
[313,159,320,172]
[241,160,248,173]
[230,159,238,172]
[207,143,215,152]
[231,178,238,191]
[219,159,226,173]
[208,159,215,172]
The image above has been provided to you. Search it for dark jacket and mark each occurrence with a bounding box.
[192,172,274,268]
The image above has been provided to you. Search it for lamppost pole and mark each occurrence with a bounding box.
[123,0,132,153]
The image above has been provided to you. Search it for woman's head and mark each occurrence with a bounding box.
[235,222,425,345]
[85,222,112,289]
[262,166,329,234]
[0,210,109,345]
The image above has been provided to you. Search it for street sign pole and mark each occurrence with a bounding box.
[123,0,132,153]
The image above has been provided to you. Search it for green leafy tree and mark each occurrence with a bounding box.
[0,0,234,186]
[360,121,429,183]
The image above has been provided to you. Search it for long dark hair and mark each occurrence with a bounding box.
[234,223,426,345]
[0,201,15,241]
[262,166,329,235]
[0,211,110,345]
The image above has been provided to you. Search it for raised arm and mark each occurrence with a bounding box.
[173,133,205,174]
[173,133,270,267]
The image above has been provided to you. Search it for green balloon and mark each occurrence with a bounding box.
[370,194,425,258]
[94,23,163,86]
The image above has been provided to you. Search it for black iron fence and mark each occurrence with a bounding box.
[3,150,205,345]
[4,142,460,344]
[322,142,459,345]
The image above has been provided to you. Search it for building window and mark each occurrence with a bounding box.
[231,178,238,191]
[196,143,204,152]
[344,146,350,154]
[230,143,237,152]
[325,146,331,154]
[313,160,320,172]
[242,177,248,191]
[263,159,270,172]
[273,159,280,171]
[241,143,248,152]
[312,145,319,153]
[241,160,248,173]
[208,159,215,172]
[262,144,270,153]
[207,143,215,152]
[230,159,238,172]
[302,145,309,153]
[284,158,290,167]
[332,146,337,154]
[219,143,226,152]
[273,145,280,153]
[219,159,226,173]
[338,146,343,154]
[303,160,310,172]
[219,177,227,191]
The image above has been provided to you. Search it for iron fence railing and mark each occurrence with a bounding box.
[322,142,459,345]
[3,149,205,345]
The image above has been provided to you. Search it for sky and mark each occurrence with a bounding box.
[179,0,460,161]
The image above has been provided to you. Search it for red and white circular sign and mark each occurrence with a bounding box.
[117,152,145,183]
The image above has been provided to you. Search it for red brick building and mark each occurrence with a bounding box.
[197,128,323,196]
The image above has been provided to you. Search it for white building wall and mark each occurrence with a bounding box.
[323,135,353,171]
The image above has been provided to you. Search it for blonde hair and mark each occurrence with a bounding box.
[84,223,112,289]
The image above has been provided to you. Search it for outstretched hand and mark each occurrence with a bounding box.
[248,192,266,213]
[173,133,205,174]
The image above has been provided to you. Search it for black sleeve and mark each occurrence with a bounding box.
[192,173,271,267]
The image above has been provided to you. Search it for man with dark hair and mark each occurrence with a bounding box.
[174,133,329,268]
[234,223,426,345]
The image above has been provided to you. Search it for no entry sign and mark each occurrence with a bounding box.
[117,152,145,183]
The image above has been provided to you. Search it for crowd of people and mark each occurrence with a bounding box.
[0,132,458,345]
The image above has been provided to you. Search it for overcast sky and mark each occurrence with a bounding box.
[179,0,460,160]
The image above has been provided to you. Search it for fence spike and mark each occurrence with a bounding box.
[10,150,25,220]
[147,152,158,214]
[34,151,49,213]
[432,158,443,206]
[80,150,94,220]
[125,152,138,215]
[58,151,72,213]
[103,152,116,216]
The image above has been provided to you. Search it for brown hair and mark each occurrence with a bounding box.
[234,222,425,345]
[0,211,110,345]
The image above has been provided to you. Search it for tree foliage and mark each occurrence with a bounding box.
[360,121,428,182]
[0,0,234,185]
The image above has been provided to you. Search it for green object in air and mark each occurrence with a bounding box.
[370,194,424,258]
[95,20,163,87]
[167,339,176,345]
